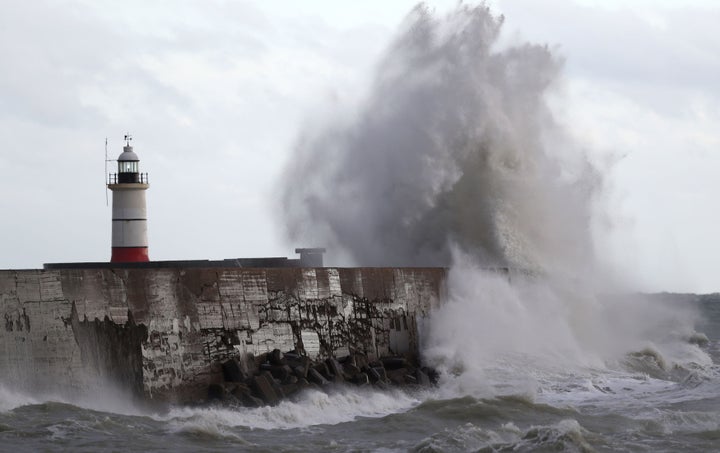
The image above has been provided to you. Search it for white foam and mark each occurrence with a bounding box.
[163,387,420,431]
[421,261,715,407]
[645,409,720,435]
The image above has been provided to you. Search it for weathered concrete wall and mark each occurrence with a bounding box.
[0,267,446,403]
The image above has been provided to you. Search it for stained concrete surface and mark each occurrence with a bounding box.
[0,267,445,403]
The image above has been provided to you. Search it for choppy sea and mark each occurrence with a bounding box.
[1,289,718,452]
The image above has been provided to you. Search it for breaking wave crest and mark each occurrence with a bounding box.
[164,387,421,431]
[422,261,712,402]
[412,419,594,453]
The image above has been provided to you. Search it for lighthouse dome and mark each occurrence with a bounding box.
[118,145,139,161]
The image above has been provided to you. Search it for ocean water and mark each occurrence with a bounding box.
[1,288,718,452]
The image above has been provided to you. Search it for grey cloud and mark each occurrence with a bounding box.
[0,1,194,130]
[498,0,720,97]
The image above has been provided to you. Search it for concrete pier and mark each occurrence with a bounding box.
[0,267,445,403]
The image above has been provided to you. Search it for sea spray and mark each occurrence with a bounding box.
[421,258,709,401]
[279,3,711,401]
[0,383,38,412]
[280,4,599,275]
[0,379,147,417]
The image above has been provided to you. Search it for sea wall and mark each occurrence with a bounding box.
[0,267,446,403]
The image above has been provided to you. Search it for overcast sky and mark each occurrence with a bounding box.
[0,0,718,293]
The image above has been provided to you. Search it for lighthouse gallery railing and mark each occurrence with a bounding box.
[108,173,149,184]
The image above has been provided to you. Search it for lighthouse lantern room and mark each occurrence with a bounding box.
[107,134,150,262]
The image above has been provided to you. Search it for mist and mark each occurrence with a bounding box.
[280,4,599,275]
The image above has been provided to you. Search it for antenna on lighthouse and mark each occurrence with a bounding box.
[104,137,109,206]
[104,137,116,206]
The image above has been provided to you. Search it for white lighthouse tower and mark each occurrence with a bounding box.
[107,134,149,262]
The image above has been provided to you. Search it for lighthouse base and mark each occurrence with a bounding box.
[111,247,149,263]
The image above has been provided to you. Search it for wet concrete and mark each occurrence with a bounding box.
[0,267,445,403]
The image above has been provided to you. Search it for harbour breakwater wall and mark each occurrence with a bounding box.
[0,267,446,403]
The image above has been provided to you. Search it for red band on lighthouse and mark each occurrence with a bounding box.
[111,247,149,263]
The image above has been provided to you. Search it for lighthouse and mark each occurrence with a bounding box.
[107,135,149,262]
